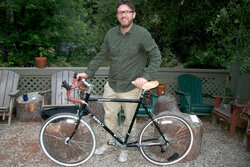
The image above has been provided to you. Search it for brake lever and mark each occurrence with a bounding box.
[62,80,72,90]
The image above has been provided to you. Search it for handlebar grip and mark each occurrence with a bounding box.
[73,72,77,79]
[62,80,72,91]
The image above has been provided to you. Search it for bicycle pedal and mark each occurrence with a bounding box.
[167,153,179,161]
[107,139,116,146]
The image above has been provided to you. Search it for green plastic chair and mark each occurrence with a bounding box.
[118,94,159,126]
[175,74,214,116]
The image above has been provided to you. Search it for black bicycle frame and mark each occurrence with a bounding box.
[69,90,166,147]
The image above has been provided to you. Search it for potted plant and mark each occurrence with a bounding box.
[35,47,54,68]
[156,80,166,96]
[35,47,47,68]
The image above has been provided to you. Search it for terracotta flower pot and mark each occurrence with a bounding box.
[156,83,166,96]
[16,62,21,67]
[36,57,47,68]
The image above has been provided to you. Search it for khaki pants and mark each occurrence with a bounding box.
[102,82,141,147]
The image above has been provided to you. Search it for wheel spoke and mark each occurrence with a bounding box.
[40,114,96,166]
[138,114,193,166]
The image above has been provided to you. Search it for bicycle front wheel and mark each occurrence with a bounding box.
[138,114,193,166]
[40,113,96,166]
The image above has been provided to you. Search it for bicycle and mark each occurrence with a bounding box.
[39,75,194,166]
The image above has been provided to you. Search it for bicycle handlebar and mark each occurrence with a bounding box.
[62,73,159,104]
[61,77,89,104]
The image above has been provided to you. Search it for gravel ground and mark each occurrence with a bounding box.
[0,116,249,167]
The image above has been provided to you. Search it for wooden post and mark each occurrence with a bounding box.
[16,100,42,121]
[154,94,204,162]
[154,94,181,116]
[16,93,43,121]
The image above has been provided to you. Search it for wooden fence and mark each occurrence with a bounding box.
[0,67,230,101]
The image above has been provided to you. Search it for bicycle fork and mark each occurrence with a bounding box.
[65,109,85,144]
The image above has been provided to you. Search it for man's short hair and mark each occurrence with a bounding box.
[116,0,135,11]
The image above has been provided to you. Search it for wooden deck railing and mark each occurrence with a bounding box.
[0,67,230,99]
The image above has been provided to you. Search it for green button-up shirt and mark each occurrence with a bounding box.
[85,24,161,92]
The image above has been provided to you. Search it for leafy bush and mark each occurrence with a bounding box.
[161,48,178,67]
[0,0,249,73]
[184,1,250,72]
[0,0,91,66]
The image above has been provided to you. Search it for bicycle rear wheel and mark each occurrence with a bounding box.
[138,114,193,166]
[40,113,96,166]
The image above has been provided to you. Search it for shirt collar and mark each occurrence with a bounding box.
[117,23,135,35]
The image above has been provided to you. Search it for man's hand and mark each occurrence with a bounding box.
[132,77,147,89]
[72,73,88,83]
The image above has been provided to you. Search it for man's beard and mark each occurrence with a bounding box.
[120,19,133,28]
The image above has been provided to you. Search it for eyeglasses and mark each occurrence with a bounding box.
[116,10,134,15]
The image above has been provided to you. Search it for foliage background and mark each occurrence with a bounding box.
[0,0,249,73]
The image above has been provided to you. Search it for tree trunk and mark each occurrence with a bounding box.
[16,100,42,121]
[154,94,204,162]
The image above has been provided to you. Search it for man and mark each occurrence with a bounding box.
[77,0,161,163]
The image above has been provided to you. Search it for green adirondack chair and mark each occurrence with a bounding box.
[118,94,159,126]
[175,74,214,116]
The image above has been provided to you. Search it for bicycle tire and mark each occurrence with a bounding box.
[138,114,193,166]
[40,113,96,166]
